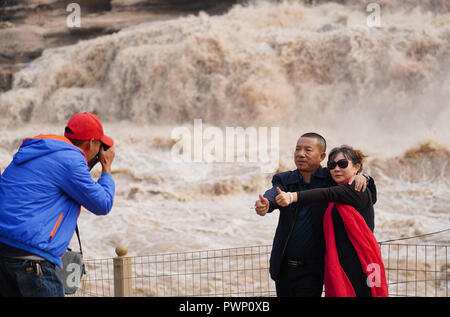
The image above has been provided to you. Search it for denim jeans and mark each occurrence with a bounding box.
[0,256,65,297]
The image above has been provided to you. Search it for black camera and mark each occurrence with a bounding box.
[89,143,110,170]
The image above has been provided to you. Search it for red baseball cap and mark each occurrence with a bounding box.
[64,112,114,148]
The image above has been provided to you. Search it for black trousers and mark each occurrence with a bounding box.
[340,256,371,297]
[275,259,324,297]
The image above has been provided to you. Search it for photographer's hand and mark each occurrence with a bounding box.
[99,146,115,174]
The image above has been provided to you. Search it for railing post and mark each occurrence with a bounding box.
[114,245,133,297]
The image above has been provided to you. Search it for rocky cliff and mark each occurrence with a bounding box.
[0,0,240,91]
[1,0,449,92]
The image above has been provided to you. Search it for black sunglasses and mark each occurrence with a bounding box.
[327,159,349,170]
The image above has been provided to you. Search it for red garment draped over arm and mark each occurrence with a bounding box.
[323,202,389,297]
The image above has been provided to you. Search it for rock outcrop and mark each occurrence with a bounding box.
[0,0,240,91]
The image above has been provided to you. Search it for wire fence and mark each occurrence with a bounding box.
[380,243,449,297]
[71,241,449,297]
[74,245,275,297]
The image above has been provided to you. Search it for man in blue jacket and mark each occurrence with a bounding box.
[0,112,116,297]
[255,132,375,296]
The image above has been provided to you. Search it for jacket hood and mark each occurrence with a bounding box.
[13,135,85,165]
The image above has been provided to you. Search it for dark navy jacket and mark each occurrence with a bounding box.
[264,166,377,281]
[264,166,333,280]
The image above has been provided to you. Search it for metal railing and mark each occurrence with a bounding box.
[71,242,449,297]
[380,243,449,297]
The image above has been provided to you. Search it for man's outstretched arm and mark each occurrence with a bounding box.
[255,174,285,216]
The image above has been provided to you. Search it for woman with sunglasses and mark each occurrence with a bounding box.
[275,145,388,297]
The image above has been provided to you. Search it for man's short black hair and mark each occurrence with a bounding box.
[65,127,86,147]
[300,132,327,152]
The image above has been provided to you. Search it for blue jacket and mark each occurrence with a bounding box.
[0,135,115,267]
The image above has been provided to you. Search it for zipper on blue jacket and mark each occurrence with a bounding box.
[49,213,64,241]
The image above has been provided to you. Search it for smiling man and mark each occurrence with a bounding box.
[255,132,375,297]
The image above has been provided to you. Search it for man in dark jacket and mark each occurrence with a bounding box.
[255,132,375,296]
